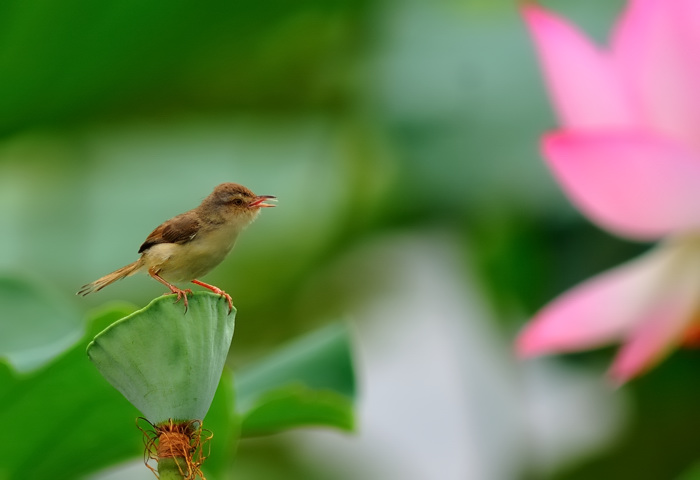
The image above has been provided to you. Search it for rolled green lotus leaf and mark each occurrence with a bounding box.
[87,292,235,424]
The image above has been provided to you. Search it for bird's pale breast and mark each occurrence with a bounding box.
[142,224,240,283]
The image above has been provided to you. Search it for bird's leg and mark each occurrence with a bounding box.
[191,279,233,314]
[148,268,192,313]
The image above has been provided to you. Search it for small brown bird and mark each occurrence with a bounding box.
[78,183,276,312]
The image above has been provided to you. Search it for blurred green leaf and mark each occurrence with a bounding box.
[201,370,239,479]
[87,292,234,425]
[677,463,700,480]
[0,303,143,480]
[0,275,82,372]
[240,384,354,436]
[235,322,356,437]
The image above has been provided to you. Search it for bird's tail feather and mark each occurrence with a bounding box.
[77,260,142,296]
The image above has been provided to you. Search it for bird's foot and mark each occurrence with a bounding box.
[191,279,234,314]
[215,290,234,315]
[164,286,193,313]
[149,269,193,314]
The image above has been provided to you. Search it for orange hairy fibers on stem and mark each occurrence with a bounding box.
[138,418,212,480]
[157,422,194,460]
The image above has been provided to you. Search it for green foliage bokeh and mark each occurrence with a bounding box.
[2,0,699,478]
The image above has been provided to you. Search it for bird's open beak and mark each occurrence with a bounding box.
[249,195,277,208]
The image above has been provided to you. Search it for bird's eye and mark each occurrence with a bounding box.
[232,198,244,206]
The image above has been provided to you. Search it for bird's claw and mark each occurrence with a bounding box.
[164,287,193,313]
[222,292,233,315]
[207,286,233,314]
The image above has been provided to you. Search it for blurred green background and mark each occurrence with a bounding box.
[3,0,700,478]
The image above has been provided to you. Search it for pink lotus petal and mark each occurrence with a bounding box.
[613,0,700,148]
[543,131,700,240]
[518,246,672,356]
[609,244,700,382]
[522,4,638,129]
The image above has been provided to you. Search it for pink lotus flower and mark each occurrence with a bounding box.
[517,1,700,382]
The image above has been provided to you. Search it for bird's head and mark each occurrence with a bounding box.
[204,183,276,227]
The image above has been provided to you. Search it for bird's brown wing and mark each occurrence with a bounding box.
[138,214,201,253]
